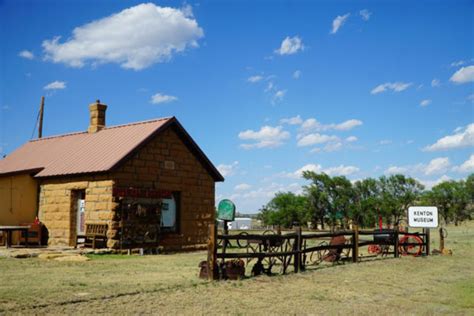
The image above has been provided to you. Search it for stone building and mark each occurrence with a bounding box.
[0,101,224,250]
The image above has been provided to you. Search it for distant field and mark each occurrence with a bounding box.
[0,222,473,315]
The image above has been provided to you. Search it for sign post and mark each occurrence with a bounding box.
[408,206,438,256]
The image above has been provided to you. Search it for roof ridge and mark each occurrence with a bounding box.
[105,117,174,130]
[29,131,87,142]
[28,117,174,143]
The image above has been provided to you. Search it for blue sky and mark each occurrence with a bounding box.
[1,0,473,213]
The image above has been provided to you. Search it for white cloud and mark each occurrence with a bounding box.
[385,157,450,176]
[293,70,301,79]
[248,75,263,83]
[450,60,466,67]
[234,183,252,191]
[238,182,303,202]
[293,164,323,178]
[300,118,363,133]
[424,157,450,175]
[331,13,350,34]
[301,118,320,131]
[371,82,412,94]
[150,92,177,104]
[43,81,66,90]
[424,123,474,151]
[359,9,372,21]
[275,36,304,55]
[42,3,203,70]
[280,115,303,125]
[420,99,432,107]
[217,161,239,177]
[334,119,363,131]
[346,136,358,142]
[324,165,359,176]
[452,154,474,173]
[18,50,34,60]
[379,139,392,145]
[291,163,359,178]
[297,133,340,147]
[265,82,274,93]
[385,166,408,174]
[450,66,474,84]
[431,79,440,87]
[323,142,343,152]
[272,90,286,104]
[239,125,290,149]
[418,175,450,190]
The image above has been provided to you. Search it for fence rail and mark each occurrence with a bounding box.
[205,224,430,280]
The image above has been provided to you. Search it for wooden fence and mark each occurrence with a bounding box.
[205,224,430,280]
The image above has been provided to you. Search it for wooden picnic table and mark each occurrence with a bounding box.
[0,226,30,248]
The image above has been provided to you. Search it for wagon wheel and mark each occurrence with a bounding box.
[236,232,249,248]
[308,241,329,265]
[260,230,280,272]
[399,234,423,256]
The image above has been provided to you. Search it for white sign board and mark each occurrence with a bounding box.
[408,206,438,228]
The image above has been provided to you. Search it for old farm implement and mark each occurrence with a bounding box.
[202,224,430,280]
[367,228,425,257]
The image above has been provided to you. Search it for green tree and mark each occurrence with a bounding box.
[331,176,356,229]
[303,172,332,230]
[379,174,424,225]
[353,178,382,227]
[303,172,356,230]
[259,192,309,228]
[425,179,472,225]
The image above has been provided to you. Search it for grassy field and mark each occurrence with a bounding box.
[0,222,473,315]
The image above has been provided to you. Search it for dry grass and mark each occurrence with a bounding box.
[0,222,473,315]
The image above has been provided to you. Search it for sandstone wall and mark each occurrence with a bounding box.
[38,175,115,246]
[113,125,215,250]
[38,125,216,250]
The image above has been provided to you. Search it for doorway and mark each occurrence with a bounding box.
[71,189,86,245]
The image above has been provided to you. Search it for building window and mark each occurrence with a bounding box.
[161,192,180,233]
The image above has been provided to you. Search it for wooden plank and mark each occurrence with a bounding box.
[352,224,359,263]
[217,251,299,259]
[394,227,399,258]
[424,228,430,256]
[218,233,297,240]
[207,222,217,280]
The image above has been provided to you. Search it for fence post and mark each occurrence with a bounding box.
[293,226,302,273]
[352,224,359,263]
[394,226,399,258]
[439,227,445,252]
[424,228,430,256]
[207,222,217,280]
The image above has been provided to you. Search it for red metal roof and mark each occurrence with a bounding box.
[0,117,224,181]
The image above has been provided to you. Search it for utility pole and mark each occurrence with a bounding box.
[38,96,45,138]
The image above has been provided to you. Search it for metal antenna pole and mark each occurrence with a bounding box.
[38,96,45,138]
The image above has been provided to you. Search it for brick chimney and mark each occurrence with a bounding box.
[88,100,107,133]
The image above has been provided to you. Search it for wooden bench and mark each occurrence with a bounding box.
[84,223,108,249]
